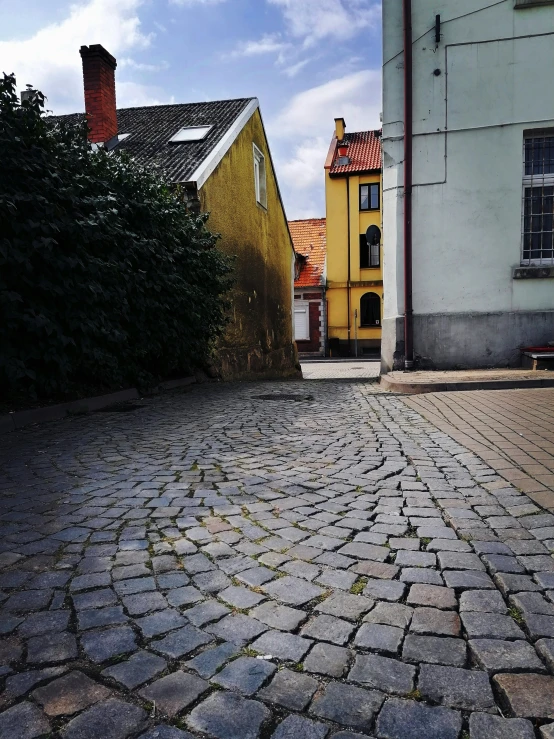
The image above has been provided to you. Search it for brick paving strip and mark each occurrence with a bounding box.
[0,381,553,738]
[404,389,554,512]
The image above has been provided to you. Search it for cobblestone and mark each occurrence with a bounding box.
[310,681,384,731]
[2,381,554,734]
[186,691,270,739]
[139,671,208,716]
[348,653,415,695]
[468,712,535,739]
[257,668,319,710]
[375,697,462,739]
[303,642,351,677]
[469,638,546,674]
[212,656,276,695]
[101,650,167,689]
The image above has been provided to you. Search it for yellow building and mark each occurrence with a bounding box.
[65,45,298,381]
[324,118,383,356]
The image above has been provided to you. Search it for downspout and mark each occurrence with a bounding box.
[403,0,414,370]
[323,286,328,357]
[346,177,352,356]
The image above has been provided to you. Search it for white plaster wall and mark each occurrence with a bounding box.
[382,0,554,321]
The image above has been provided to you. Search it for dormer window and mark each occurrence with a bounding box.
[169,125,213,143]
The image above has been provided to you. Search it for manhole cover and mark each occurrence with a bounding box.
[96,404,146,413]
[254,394,314,402]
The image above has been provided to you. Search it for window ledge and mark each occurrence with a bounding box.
[513,265,554,279]
[515,0,554,7]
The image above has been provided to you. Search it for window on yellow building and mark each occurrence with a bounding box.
[360,234,380,268]
[253,143,267,209]
[360,292,381,326]
[360,183,379,211]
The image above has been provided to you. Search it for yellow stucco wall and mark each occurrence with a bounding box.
[199,109,298,379]
[325,170,383,350]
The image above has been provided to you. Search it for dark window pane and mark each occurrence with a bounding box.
[360,292,380,326]
[360,235,369,268]
[523,185,554,262]
[525,137,554,176]
[360,186,369,210]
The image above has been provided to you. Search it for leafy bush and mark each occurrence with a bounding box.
[0,74,233,400]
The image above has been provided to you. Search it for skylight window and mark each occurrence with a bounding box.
[169,125,213,143]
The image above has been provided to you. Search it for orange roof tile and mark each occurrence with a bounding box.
[329,129,382,176]
[289,218,326,289]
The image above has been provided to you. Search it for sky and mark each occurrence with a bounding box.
[0,0,382,219]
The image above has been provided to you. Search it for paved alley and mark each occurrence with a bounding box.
[300,361,381,381]
[1,380,554,739]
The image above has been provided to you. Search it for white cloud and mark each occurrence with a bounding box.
[279,136,329,191]
[117,82,173,108]
[268,0,380,47]
[269,68,381,218]
[272,68,381,138]
[228,33,289,59]
[281,57,313,78]
[120,57,169,72]
[0,0,156,114]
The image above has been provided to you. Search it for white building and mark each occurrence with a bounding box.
[381,0,554,372]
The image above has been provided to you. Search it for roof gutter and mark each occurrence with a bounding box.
[403,0,414,370]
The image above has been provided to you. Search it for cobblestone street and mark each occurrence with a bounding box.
[1,380,554,739]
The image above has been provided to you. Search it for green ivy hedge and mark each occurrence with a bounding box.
[0,74,233,400]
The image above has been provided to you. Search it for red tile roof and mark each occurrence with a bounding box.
[329,130,382,176]
[289,218,326,289]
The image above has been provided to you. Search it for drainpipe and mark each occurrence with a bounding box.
[323,286,328,357]
[403,0,414,370]
[346,177,352,356]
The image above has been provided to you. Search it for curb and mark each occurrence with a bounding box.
[0,377,196,435]
[380,374,554,395]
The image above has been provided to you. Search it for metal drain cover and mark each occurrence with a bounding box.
[254,394,314,402]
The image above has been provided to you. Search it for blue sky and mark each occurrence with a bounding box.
[1,0,382,218]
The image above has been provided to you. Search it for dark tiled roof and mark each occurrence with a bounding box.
[329,130,382,176]
[290,218,326,289]
[50,98,255,183]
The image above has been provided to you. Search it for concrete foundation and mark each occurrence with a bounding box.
[381,311,554,373]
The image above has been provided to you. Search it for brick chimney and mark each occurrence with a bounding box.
[79,44,118,144]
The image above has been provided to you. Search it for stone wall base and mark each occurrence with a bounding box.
[216,343,301,381]
[381,311,554,372]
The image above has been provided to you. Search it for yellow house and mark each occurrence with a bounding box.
[60,44,298,381]
[324,118,383,356]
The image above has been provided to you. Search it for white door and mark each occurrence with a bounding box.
[294,303,310,341]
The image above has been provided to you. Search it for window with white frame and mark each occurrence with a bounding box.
[294,303,310,341]
[522,133,554,265]
[253,144,267,208]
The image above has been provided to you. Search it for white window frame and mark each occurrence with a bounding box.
[294,302,310,342]
[253,143,267,209]
[521,132,554,266]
